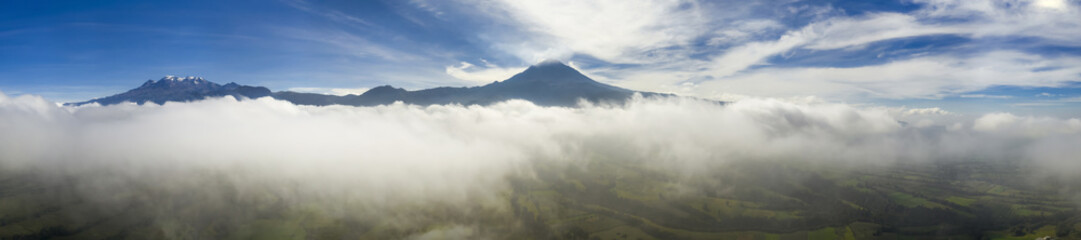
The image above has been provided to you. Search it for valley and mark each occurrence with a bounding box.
[2,158,1078,239]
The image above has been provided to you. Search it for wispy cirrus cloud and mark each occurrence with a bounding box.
[694,51,1081,100]
[412,0,1081,113]
[281,0,375,28]
[445,0,718,64]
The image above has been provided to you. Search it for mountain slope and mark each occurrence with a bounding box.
[73,76,271,106]
[473,60,643,106]
[274,60,667,107]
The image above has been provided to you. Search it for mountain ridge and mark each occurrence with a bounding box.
[73,76,273,106]
[73,61,673,107]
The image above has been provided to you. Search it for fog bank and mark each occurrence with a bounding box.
[2,91,1081,237]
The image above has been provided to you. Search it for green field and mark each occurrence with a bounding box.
[505,160,1081,239]
[2,159,1080,239]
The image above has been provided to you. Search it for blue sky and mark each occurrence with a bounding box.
[1,0,1080,116]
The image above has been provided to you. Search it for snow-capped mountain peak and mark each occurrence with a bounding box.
[160,76,206,82]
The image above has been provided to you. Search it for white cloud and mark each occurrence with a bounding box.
[444,61,526,84]
[691,51,1081,100]
[453,0,713,64]
[911,0,1081,43]
[1012,95,1081,106]
[902,107,952,116]
[973,112,1081,135]
[960,94,1014,99]
[705,12,961,78]
[973,112,1021,131]
[288,87,371,96]
[800,13,958,50]
[1035,0,1070,10]
[707,19,785,46]
[706,28,810,78]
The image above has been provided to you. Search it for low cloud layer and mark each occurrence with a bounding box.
[4,91,1081,194]
[2,91,1081,236]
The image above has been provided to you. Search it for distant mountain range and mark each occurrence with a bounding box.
[73,76,274,106]
[72,61,671,107]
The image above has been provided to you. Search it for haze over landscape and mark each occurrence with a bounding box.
[2,0,1081,239]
